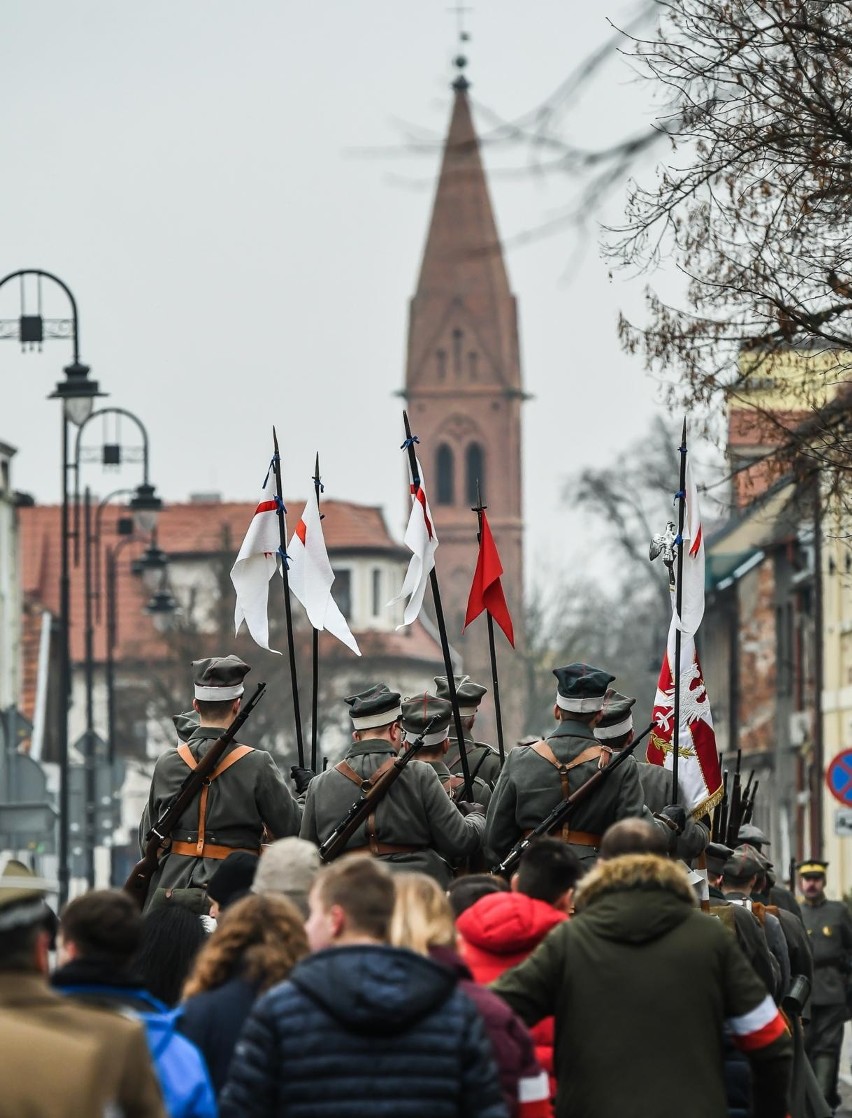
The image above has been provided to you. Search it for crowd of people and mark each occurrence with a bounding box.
[0,653,850,1117]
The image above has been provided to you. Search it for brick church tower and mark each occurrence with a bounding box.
[403,63,525,742]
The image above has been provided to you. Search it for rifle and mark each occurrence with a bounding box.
[725,749,743,847]
[492,722,654,877]
[124,682,267,909]
[319,715,440,863]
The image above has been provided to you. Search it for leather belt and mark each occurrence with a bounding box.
[522,828,602,848]
[170,841,259,861]
[346,842,426,857]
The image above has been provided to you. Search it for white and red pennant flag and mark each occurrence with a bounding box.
[287,487,360,655]
[389,457,438,628]
[647,457,723,818]
[230,465,282,653]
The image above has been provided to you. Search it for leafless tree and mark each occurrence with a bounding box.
[604,1,852,485]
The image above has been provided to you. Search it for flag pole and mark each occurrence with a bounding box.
[472,481,506,766]
[671,418,688,805]
[310,452,322,773]
[402,411,474,800]
[272,427,306,768]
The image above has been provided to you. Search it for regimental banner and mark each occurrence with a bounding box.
[647,613,723,819]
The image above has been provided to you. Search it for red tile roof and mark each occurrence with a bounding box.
[17,498,440,718]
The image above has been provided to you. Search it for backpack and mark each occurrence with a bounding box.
[57,985,216,1118]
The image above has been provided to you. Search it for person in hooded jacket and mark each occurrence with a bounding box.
[491,852,793,1118]
[220,855,508,1118]
[52,889,215,1118]
[456,839,579,1098]
[391,872,551,1118]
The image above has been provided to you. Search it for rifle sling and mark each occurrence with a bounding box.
[175,742,254,858]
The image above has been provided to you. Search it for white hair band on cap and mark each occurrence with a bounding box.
[0,898,48,933]
[556,693,606,713]
[351,705,402,730]
[195,684,245,701]
[595,717,634,741]
[404,729,450,748]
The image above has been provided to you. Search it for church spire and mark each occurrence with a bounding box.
[408,72,518,390]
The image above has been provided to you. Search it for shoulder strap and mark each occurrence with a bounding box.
[175,742,254,857]
[530,740,602,800]
[335,755,397,789]
[441,774,466,800]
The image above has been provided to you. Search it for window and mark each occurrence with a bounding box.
[371,568,382,617]
[335,568,352,620]
[436,444,454,505]
[466,443,485,506]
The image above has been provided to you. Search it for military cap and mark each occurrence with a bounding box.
[0,859,52,933]
[705,841,734,876]
[344,684,402,730]
[594,689,636,741]
[723,843,763,881]
[401,692,453,746]
[797,858,828,877]
[434,675,487,716]
[553,663,615,713]
[736,823,770,848]
[193,655,250,701]
[173,710,200,743]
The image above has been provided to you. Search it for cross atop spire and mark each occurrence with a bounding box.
[447,0,472,90]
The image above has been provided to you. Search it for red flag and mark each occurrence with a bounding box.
[464,510,515,646]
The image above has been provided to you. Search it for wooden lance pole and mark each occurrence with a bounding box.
[271,427,305,768]
[402,411,474,800]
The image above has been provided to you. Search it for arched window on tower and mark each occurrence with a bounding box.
[436,444,455,505]
[466,443,485,506]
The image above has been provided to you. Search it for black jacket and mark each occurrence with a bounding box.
[180,975,260,1096]
[220,944,509,1118]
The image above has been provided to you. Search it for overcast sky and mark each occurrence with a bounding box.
[2,0,673,595]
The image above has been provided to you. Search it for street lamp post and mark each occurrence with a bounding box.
[72,407,162,888]
[0,270,105,906]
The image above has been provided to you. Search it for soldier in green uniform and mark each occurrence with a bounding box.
[798,859,852,1109]
[140,656,301,909]
[594,690,699,857]
[736,824,803,921]
[401,692,491,809]
[485,664,660,868]
[299,684,485,886]
[434,675,502,789]
[705,841,779,997]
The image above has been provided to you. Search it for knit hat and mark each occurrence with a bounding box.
[207,852,259,911]
[252,838,320,917]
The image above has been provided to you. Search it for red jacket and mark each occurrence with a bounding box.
[456,892,567,1093]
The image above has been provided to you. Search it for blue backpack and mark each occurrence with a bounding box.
[58,985,217,1118]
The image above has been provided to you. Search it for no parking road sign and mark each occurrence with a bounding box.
[826,750,852,806]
